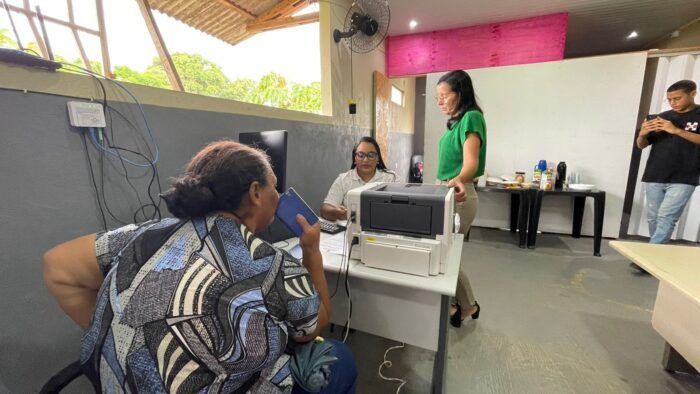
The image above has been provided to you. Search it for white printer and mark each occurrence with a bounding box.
[345,183,457,276]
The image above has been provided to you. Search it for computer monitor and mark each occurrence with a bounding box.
[238,130,293,243]
[238,130,287,193]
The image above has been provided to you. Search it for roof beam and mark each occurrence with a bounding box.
[67,0,92,72]
[21,0,48,58]
[95,0,113,78]
[256,0,311,22]
[214,0,256,20]
[0,1,100,35]
[135,0,183,91]
[246,12,318,33]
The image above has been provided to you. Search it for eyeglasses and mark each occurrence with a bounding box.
[355,152,378,161]
[435,92,456,103]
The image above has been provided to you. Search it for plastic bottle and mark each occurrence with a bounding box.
[533,164,542,184]
[555,162,567,189]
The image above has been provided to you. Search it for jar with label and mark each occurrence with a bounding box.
[533,165,542,184]
[541,169,554,191]
[515,172,525,183]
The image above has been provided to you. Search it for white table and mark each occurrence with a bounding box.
[610,241,700,375]
[278,232,463,393]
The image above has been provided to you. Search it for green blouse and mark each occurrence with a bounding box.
[437,110,487,181]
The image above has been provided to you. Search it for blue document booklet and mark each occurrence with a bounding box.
[276,187,319,237]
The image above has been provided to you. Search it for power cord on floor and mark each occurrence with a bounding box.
[378,342,407,393]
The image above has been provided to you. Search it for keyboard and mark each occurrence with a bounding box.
[320,221,345,234]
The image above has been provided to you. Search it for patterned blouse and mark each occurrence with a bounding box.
[82,215,320,393]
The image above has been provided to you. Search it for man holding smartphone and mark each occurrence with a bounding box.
[633,80,700,272]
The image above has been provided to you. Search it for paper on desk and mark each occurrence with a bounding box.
[320,232,346,255]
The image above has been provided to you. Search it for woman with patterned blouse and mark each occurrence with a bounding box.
[43,140,356,393]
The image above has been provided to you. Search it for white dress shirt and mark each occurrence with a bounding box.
[323,168,398,208]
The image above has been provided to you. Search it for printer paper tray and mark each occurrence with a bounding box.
[362,241,431,277]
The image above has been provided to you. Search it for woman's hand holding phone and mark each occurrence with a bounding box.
[296,215,320,251]
[296,215,322,270]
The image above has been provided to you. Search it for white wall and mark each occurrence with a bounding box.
[321,0,386,129]
[424,52,648,238]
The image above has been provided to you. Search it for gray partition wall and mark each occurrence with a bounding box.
[0,88,379,391]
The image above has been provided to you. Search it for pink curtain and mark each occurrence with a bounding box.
[385,13,568,77]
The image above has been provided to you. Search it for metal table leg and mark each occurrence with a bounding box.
[527,190,543,249]
[432,295,449,394]
[572,196,586,238]
[663,342,699,375]
[510,193,520,233]
[593,192,605,257]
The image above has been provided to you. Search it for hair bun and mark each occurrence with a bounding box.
[161,176,217,218]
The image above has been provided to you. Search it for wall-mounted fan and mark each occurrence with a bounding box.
[333,0,390,53]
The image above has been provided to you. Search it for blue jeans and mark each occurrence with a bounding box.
[292,339,357,394]
[645,183,696,244]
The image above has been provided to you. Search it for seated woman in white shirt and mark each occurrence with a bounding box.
[321,136,397,221]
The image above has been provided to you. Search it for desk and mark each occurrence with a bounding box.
[610,241,700,375]
[279,232,463,394]
[475,186,531,248]
[528,188,606,256]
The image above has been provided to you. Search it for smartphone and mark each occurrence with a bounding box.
[275,187,319,237]
[646,114,659,121]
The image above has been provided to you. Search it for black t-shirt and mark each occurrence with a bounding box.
[642,106,700,186]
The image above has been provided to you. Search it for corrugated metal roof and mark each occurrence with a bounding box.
[148,0,316,46]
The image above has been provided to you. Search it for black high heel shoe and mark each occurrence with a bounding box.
[471,301,480,320]
[450,302,481,328]
[450,304,462,328]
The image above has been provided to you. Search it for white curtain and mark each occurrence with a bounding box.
[628,53,700,242]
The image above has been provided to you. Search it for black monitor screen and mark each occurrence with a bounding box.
[238,130,292,243]
[238,130,287,193]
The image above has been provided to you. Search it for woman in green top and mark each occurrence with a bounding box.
[436,70,486,327]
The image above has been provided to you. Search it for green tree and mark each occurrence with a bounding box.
[289,81,321,113]
[0,28,16,48]
[172,53,232,98]
[114,63,168,88]
[228,77,258,102]
[0,34,322,114]
[256,72,291,109]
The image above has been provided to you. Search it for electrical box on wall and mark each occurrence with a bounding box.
[67,101,106,128]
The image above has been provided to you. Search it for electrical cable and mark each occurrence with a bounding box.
[342,265,352,343]
[377,342,407,393]
[104,103,163,218]
[340,217,355,342]
[60,63,160,165]
[97,128,129,226]
[81,73,157,167]
[90,128,155,223]
[84,68,162,220]
[73,67,162,224]
[92,71,161,216]
[80,131,108,231]
[329,234,347,298]
[93,126,161,222]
